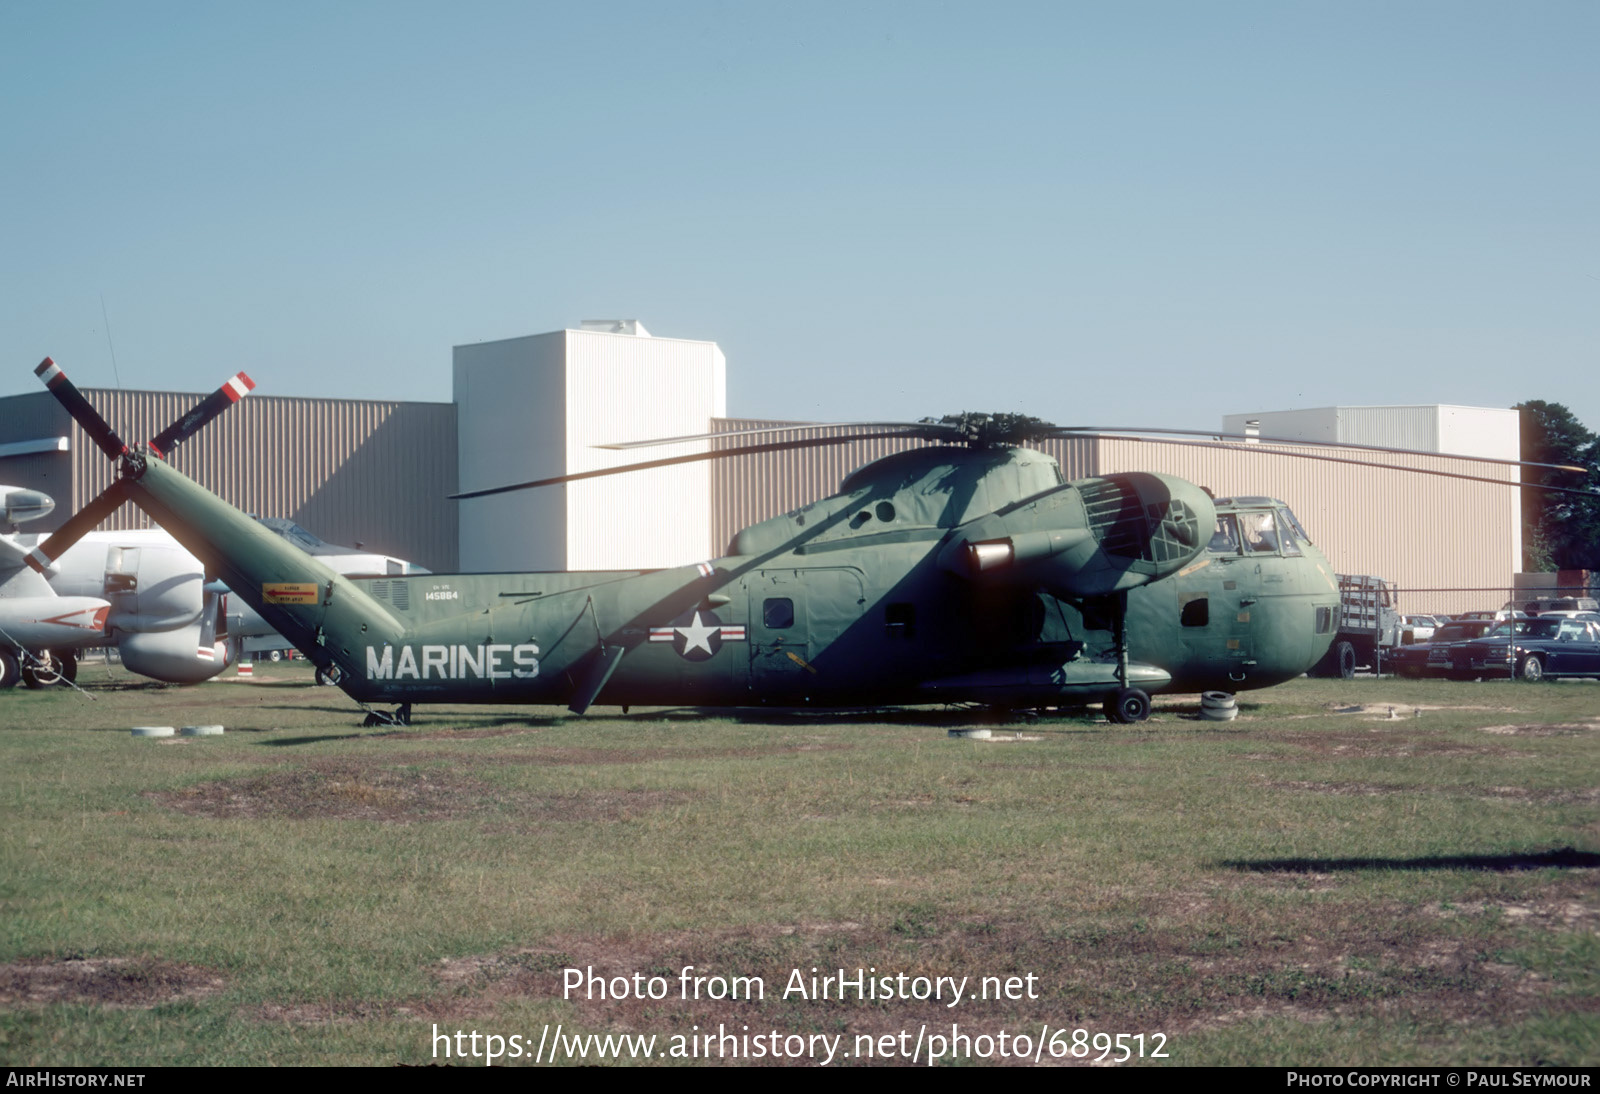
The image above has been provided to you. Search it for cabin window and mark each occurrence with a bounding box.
[763,598,795,629]
[1180,597,1209,627]
[1315,606,1333,634]
[1241,512,1279,553]
[1208,516,1240,554]
[886,602,916,638]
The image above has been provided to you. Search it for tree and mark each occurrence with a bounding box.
[1516,401,1600,572]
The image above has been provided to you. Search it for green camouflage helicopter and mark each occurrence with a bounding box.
[25,358,1554,727]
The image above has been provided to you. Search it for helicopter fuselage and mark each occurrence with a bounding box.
[127,443,1339,714]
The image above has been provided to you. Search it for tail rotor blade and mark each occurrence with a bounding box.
[23,482,131,574]
[149,372,256,458]
[34,358,128,460]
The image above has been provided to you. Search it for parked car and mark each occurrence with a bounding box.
[1535,607,1600,620]
[1442,617,1600,681]
[1399,614,1442,644]
[1390,620,1498,678]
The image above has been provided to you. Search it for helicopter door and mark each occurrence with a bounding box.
[1200,516,1255,671]
[1232,510,1310,675]
[743,567,866,698]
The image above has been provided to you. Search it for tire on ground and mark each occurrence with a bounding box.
[1105,687,1151,724]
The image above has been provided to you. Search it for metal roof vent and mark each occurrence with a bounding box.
[579,319,651,337]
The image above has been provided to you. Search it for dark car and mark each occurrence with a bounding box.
[1391,620,1497,678]
[1444,617,1600,681]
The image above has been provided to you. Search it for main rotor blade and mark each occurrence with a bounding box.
[34,357,128,460]
[1048,425,1589,475]
[595,420,945,451]
[149,371,256,458]
[1085,433,1600,498]
[23,481,131,574]
[452,432,913,499]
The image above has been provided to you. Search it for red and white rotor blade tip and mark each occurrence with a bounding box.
[34,357,129,461]
[148,372,256,458]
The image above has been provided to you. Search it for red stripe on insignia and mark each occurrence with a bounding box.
[197,648,215,660]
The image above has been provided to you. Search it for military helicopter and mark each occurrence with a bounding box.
[26,358,1574,726]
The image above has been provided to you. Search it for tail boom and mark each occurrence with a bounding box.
[127,457,407,698]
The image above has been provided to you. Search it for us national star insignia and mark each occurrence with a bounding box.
[648,609,748,662]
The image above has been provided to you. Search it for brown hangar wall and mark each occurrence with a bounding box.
[0,388,458,572]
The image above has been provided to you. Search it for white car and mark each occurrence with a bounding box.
[1399,614,1442,644]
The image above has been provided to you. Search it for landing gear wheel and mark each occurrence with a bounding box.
[1333,641,1356,680]
[52,649,77,684]
[1516,654,1544,682]
[1105,687,1151,724]
[22,650,72,688]
[0,649,19,689]
[362,704,412,728]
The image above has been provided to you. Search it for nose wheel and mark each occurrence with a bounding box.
[1105,687,1151,724]
[1103,592,1151,723]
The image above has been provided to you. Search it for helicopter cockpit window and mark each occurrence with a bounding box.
[1280,505,1311,544]
[1207,515,1240,555]
[1274,510,1302,556]
[1241,512,1279,553]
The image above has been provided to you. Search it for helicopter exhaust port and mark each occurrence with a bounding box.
[961,530,1089,574]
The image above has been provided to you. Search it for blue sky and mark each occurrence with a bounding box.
[4,1,1596,433]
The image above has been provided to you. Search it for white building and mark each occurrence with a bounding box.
[1221,405,1520,462]
[453,321,726,572]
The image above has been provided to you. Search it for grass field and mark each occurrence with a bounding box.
[1,662,1596,1067]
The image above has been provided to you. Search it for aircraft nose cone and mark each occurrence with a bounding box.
[2,488,55,525]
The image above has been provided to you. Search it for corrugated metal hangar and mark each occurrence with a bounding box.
[0,322,1522,615]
